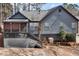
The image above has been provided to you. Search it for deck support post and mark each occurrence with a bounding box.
[10,23,12,32]
[19,23,21,32]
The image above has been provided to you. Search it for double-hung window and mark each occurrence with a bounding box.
[44,23,49,31]
[72,22,76,29]
[30,23,38,33]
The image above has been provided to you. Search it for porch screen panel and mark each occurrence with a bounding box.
[4,23,10,32]
[12,23,19,32]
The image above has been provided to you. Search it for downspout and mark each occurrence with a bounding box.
[77,21,78,33]
[76,21,79,43]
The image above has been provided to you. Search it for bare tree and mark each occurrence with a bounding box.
[14,3,46,11]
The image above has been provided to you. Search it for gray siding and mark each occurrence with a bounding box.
[41,7,77,34]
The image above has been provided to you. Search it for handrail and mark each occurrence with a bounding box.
[27,33,41,43]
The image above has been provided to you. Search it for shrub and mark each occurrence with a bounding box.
[65,33,75,42]
[58,26,66,40]
[58,30,66,39]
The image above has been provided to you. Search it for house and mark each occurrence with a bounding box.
[3,5,79,48]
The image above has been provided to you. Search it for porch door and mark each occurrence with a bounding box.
[20,23,27,33]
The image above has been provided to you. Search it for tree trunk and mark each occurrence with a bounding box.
[38,23,42,46]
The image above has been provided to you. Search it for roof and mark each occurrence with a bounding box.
[9,11,28,19]
[40,5,79,22]
[3,11,30,22]
[3,5,79,23]
[21,10,48,21]
[4,10,48,22]
[65,8,79,17]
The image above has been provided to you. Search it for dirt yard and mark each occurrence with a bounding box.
[0,45,79,56]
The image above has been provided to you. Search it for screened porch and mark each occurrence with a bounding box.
[4,22,28,38]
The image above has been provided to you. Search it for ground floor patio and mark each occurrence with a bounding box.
[4,38,41,48]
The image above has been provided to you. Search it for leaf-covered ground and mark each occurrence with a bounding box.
[0,45,79,56]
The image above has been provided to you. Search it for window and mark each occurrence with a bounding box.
[59,23,64,31]
[30,23,39,32]
[72,22,76,28]
[58,9,62,16]
[60,23,63,26]
[44,23,49,31]
[45,23,49,26]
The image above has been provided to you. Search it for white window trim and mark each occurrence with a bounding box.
[44,23,49,31]
[44,23,49,26]
[72,22,76,28]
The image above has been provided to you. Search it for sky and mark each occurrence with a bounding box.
[41,3,79,10]
[41,3,62,10]
[12,3,79,11]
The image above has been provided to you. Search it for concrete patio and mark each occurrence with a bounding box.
[4,38,41,48]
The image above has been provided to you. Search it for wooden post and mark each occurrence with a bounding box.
[28,22,30,33]
[77,21,78,33]
[19,23,20,32]
[38,23,42,46]
[26,23,28,33]
[10,23,12,32]
[38,23,41,40]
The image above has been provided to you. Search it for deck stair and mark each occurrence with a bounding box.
[27,33,41,42]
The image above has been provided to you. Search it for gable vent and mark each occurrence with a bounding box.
[58,9,61,12]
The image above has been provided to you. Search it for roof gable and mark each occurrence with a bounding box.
[40,5,79,22]
[9,11,28,19]
[21,10,48,21]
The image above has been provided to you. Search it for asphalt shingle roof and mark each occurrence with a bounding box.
[21,10,48,21]
[4,5,79,22]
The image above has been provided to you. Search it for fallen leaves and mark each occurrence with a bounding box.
[0,45,79,56]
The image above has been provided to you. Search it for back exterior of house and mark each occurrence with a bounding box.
[3,5,79,48]
[29,6,78,40]
[40,6,78,35]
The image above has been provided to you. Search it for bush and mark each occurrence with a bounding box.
[58,31,66,39]
[58,26,66,40]
[58,26,75,42]
[65,33,75,42]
